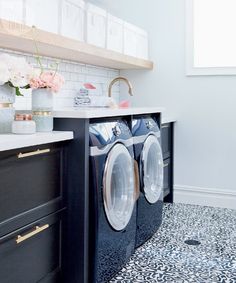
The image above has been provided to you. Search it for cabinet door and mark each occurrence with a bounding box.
[161,123,172,159]
[0,211,64,283]
[163,159,171,198]
[0,144,64,236]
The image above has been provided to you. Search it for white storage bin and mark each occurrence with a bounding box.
[123,22,138,58]
[136,27,149,60]
[86,3,107,48]
[123,22,149,59]
[25,0,59,34]
[60,0,85,42]
[0,0,24,23]
[106,14,123,53]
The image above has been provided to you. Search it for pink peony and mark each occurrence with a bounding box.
[30,77,46,89]
[30,71,64,93]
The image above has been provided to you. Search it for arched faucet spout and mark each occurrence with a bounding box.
[108,77,133,97]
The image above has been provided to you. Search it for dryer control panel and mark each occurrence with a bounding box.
[89,120,132,149]
[132,117,160,137]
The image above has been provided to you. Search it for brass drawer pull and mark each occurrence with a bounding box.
[16,224,49,244]
[18,148,50,159]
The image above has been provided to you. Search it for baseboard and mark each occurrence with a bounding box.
[174,185,236,210]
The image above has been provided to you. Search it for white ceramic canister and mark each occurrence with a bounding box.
[33,111,53,132]
[32,89,53,112]
[12,114,36,134]
[0,84,16,134]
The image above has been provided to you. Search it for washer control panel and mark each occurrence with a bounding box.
[146,120,154,129]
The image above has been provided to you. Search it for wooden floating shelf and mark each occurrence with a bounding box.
[0,19,154,70]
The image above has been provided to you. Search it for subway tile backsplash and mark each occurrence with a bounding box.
[0,48,120,110]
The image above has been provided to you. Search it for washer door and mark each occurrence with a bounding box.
[142,135,164,204]
[103,143,136,231]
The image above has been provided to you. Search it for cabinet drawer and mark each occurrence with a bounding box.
[161,123,172,159]
[0,210,64,283]
[163,158,171,198]
[0,144,64,235]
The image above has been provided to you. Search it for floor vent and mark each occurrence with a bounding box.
[184,239,201,246]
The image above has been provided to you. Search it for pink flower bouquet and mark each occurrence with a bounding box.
[30,71,64,93]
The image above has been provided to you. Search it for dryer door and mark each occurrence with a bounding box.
[142,134,164,204]
[103,143,135,231]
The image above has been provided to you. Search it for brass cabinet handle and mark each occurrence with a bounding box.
[16,224,49,244]
[18,148,50,159]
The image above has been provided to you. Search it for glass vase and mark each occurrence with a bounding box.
[0,84,15,134]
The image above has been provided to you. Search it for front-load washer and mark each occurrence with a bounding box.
[89,119,139,283]
[132,116,164,248]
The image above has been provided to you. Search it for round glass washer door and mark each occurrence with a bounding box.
[141,134,164,204]
[103,143,135,231]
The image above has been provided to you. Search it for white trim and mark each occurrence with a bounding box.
[185,0,236,76]
[174,184,236,210]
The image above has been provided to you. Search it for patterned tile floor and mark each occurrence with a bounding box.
[110,203,236,283]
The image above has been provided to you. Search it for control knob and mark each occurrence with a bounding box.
[112,125,122,136]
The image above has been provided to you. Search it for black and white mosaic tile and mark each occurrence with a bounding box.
[110,203,236,283]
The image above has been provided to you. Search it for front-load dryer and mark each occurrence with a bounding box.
[132,116,164,248]
[89,119,139,283]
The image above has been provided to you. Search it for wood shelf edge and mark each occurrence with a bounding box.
[0,19,154,70]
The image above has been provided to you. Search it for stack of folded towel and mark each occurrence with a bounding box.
[74,87,91,107]
[74,84,117,108]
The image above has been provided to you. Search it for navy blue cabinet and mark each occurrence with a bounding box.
[0,143,67,283]
[54,114,162,283]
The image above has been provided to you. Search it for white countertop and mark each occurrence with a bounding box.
[162,116,176,124]
[53,107,165,119]
[0,109,176,152]
[53,107,176,124]
[0,131,74,152]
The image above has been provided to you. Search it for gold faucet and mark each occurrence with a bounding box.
[108,77,133,97]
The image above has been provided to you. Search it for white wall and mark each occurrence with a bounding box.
[90,0,236,209]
